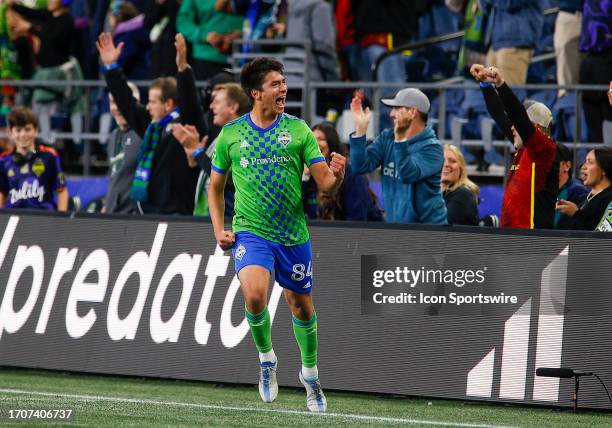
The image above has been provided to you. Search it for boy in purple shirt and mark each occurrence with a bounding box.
[0,107,68,211]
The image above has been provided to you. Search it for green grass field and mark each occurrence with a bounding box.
[0,368,609,427]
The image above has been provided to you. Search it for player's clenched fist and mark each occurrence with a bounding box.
[215,230,236,251]
[329,152,346,180]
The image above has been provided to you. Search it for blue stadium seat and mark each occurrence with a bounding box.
[461,88,489,140]
[413,3,460,81]
[50,114,70,130]
[553,92,588,143]
[478,185,503,218]
[430,89,464,139]
[528,90,557,108]
[418,3,461,52]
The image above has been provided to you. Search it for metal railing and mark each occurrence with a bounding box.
[0,6,573,178]
[0,81,607,178]
[372,7,560,80]
[308,81,606,141]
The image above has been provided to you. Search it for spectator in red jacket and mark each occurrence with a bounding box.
[471,64,559,229]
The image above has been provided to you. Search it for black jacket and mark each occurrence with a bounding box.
[444,186,480,226]
[568,186,612,231]
[11,5,74,67]
[104,66,201,215]
[144,0,180,78]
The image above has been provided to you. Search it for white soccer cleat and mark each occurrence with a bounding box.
[299,371,327,412]
[258,361,278,403]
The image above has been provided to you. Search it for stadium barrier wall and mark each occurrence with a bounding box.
[0,212,610,410]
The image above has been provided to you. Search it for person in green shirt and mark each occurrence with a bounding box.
[208,57,346,412]
[176,0,242,81]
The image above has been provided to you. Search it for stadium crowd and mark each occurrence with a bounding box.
[0,0,610,231]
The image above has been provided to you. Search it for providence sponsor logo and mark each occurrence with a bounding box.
[249,154,291,166]
[0,216,283,348]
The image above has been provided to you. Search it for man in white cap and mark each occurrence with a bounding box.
[349,88,447,224]
[470,64,559,229]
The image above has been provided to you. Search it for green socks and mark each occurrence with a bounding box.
[246,307,318,373]
[292,312,318,368]
[245,306,273,354]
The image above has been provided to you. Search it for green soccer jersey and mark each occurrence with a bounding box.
[595,202,612,232]
[212,113,325,245]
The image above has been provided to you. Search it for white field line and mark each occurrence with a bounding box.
[0,388,519,428]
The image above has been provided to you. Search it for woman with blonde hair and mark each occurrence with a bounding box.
[441,144,480,225]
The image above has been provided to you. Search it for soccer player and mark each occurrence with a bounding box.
[0,106,68,211]
[208,57,346,412]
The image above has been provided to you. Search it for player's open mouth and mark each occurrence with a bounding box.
[275,97,285,108]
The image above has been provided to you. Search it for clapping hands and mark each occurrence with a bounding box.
[350,95,371,138]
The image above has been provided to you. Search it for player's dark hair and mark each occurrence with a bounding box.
[240,57,284,102]
[150,77,178,103]
[593,147,612,181]
[8,106,38,129]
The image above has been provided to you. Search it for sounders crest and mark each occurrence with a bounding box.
[278,130,292,147]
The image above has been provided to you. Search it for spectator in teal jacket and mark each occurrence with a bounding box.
[349,88,447,224]
[176,0,242,81]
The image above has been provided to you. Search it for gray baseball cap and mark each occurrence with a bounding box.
[381,88,430,113]
[525,102,553,129]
